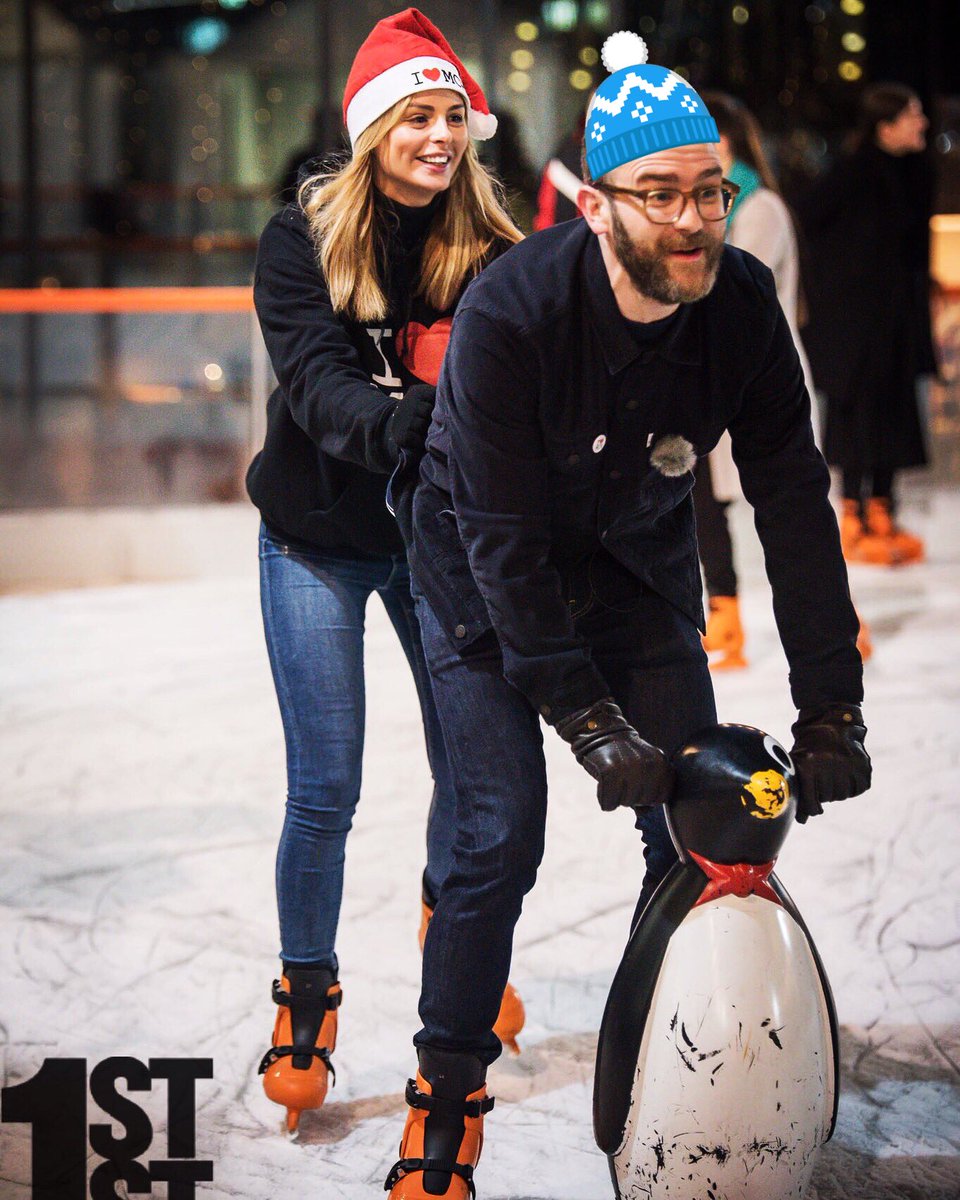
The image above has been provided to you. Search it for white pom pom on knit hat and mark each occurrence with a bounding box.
[601,31,649,73]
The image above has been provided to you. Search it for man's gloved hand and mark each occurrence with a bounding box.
[790,703,871,824]
[387,384,436,460]
[556,698,674,812]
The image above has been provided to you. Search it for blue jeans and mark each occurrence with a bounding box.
[413,566,716,1064]
[258,524,455,969]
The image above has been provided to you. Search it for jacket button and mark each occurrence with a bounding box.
[609,469,622,480]
[625,399,639,410]
[567,453,580,466]
[540,704,552,718]
[454,623,467,639]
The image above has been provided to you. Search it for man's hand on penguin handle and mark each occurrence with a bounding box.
[790,703,871,824]
[556,698,675,811]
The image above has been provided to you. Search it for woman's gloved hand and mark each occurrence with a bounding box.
[387,384,436,460]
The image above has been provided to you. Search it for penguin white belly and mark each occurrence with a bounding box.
[612,894,834,1200]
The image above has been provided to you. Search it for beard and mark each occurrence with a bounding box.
[609,203,724,304]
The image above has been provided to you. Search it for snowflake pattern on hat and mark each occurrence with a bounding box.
[585,32,719,180]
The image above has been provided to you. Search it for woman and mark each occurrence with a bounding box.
[246,8,523,1136]
[799,84,933,566]
[694,92,818,669]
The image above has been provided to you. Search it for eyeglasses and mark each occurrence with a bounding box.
[595,179,741,224]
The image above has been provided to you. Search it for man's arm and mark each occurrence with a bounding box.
[254,209,396,473]
[728,289,862,710]
[728,274,869,815]
[441,306,609,721]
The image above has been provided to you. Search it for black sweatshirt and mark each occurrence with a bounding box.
[247,193,460,555]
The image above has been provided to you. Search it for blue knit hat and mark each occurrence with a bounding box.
[585,32,719,181]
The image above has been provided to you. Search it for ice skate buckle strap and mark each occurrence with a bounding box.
[257,1043,336,1080]
[404,1078,495,1118]
[384,1157,478,1199]
[271,978,342,1012]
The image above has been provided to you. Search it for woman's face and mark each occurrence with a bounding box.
[878,97,928,155]
[375,89,469,207]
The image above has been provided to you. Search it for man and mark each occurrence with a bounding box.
[385,32,870,1200]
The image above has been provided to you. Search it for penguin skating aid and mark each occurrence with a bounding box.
[594,725,839,1200]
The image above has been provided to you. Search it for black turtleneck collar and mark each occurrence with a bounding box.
[376,189,442,251]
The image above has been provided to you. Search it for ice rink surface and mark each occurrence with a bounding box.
[1,483,958,1199]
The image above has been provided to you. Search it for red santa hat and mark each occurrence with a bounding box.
[343,7,498,147]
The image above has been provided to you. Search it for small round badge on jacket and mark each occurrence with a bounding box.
[592,434,607,453]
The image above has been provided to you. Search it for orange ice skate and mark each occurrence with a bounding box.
[855,608,873,663]
[702,595,747,670]
[864,497,924,564]
[258,966,341,1137]
[385,1050,492,1199]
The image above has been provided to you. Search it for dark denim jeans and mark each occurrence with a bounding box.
[413,566,716,1064]
[258,524,455,969]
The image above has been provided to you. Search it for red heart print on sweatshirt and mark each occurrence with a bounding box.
[399,318,453,385]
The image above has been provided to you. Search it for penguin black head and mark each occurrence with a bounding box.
[666,724,796,865]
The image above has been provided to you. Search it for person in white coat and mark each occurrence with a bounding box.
[695,92,870,667]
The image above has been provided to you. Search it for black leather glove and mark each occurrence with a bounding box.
[387,384,436,460]
[556,698,674,812]
[790,703,871,824]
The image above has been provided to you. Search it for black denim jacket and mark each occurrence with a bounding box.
[406,219,862,724]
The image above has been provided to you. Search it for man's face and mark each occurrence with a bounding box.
[602,143,726,305]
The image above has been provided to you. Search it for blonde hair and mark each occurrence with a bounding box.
[298,97,522,323]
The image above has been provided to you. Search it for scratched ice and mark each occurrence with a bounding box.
[0,482,958,1199]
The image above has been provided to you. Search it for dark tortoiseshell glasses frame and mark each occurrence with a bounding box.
[594,178,741,223]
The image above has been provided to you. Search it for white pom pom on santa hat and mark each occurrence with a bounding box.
[601,30,649,74]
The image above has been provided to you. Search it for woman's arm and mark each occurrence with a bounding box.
[254,208,397,473]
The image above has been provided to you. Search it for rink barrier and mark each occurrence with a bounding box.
[0,286,270,461]
[0,286,269,589]
[0,286,253,313]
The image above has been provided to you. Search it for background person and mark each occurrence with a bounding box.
[275,106,348,205]
[695,91,815,669]
[533,114,587,230]
[694,91,870,666]
[799,83,935,566]
[246,7,522,1137]
[384,34,869,1200]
